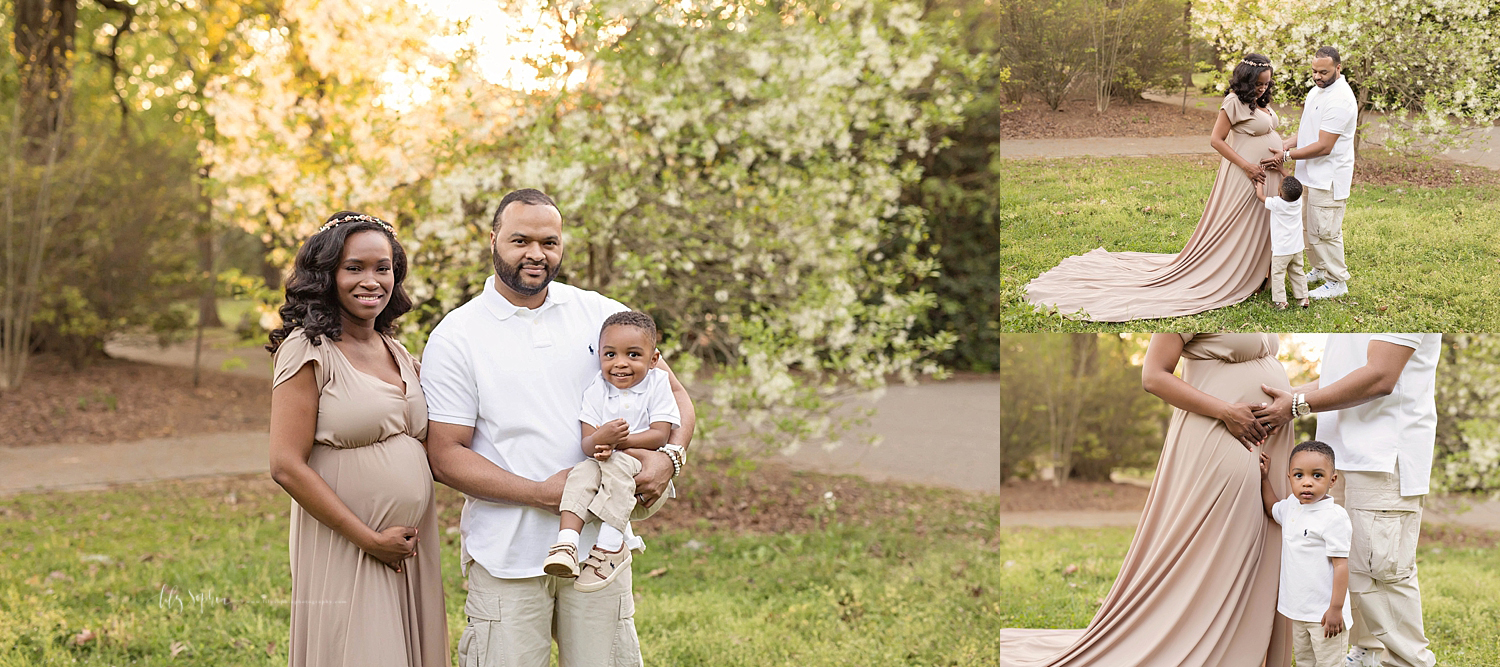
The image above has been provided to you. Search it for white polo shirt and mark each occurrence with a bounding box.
[1271,495,1353,626]
[579,368,681,433]
[1265,195,1304,256]
[1297,75,1358,199]
[421,276,628,578]
[1316,333,1442,496]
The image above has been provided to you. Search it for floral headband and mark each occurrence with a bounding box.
[1240,59,1271,69]
[317,213,394,235]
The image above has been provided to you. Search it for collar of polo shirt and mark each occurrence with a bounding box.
[478,275,574,321]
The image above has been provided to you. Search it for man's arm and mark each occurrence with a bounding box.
[623,356,696,504]
[1268,130,1340,167]
[1291,129,1340,160]
[1256,340,1416,430]
[426,421,569,512]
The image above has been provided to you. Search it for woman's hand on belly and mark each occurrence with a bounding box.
[360,525,419,573]
[1217,401,1269,451]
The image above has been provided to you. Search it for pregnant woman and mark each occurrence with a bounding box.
[1002,334,1294,667]
[1025,55,1285,322]
[268,212,448,667]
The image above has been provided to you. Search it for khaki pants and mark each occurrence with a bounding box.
[1292,618,1348,667]
[458,562,642,667]
[1333,466,1436,667]
[1270,252,1308,303]
[1303,186,1350,283]
[559,454,671,533]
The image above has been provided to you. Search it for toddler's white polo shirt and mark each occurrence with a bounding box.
[1271,494,1353,626]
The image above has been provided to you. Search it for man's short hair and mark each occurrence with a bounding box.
[1314,46,1341,65]
[492,188,558,231]
[1290,440,1336,468]
[601,310,657,343]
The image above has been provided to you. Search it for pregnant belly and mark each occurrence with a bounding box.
[1184,357,1291,406]
[308,435,434,530]
[1233,130,1283,168]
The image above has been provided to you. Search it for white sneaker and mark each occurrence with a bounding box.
[1345,646,1379,667]
[1306,267,1326,284]
[1309,280,1348,299]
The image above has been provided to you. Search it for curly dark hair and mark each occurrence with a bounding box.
[1291,439,1336,469]
[266,211,413,354]
[601,310,657,344]
[1230,53,1274,108]
[1280,175,1303,202]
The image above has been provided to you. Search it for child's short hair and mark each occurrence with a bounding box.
[1280,175,1303,202]
[1290,440,1335,468]
[601,310,657,344]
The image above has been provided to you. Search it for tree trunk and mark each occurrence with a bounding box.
[1050,334,1098,486]
[1354,65,1370,153]
[1181,1,1191,114]
[192,168,220,387]
[15,0,77,161]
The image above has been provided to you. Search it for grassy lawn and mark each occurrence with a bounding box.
[999,153,1500,331]
[0,468,1000,666]
[1000,526,1500,665]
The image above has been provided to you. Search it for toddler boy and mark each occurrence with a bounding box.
[1256,173,1309,310]
[1260,440,1353,667]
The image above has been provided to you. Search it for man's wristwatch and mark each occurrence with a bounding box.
[1283,148,1291,163]
[1291,393,1310,419]
[661,444,686,477]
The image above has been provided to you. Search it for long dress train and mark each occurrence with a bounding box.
[1024,95,1284,322]
[1001,334,1293,667]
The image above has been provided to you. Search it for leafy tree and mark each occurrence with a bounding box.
[999,0,1089,110]
[412,0,970,449]
[1195,0,1500,152]
[906,0,998,372]
[1000,334,1167,483]
[1434,335,1500,493]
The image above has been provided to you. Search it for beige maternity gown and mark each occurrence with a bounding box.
[1001,334,1294,667]
[273,330,448,667]
[1024,95,1284,321]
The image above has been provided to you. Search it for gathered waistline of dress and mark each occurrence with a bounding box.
[314,432,423,451]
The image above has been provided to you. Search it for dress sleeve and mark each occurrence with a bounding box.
[272,330,328,390]
[1220,94,1250,125]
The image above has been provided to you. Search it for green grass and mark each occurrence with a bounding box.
[1000,526,1500,664]
[999,155,1500,331]
[0,474,1000,666]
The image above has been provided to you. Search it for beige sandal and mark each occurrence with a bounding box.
[543,542,580,578]
[574,545,631,592]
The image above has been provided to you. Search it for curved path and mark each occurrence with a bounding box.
[2,337,1001,497]
[1001,92,1500,170]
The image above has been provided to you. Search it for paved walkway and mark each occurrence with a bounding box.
[1001,92,1500,170]
[2,337,1001,497]
[1001,495,1500,532]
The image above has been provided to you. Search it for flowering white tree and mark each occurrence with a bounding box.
[1194,0,1500,152]
[1435,335,1500,492]
[209,0,971,450]
[205,0,490,266]
[407,0,971,450]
